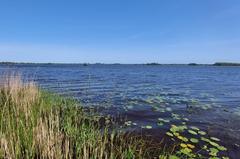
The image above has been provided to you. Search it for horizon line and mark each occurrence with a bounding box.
[1,61,240,65]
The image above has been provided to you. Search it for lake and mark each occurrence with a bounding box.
[1,64,240,158]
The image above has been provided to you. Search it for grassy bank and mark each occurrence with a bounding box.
[0,76,173,159]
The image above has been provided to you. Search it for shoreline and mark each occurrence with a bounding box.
[1,62,240,66]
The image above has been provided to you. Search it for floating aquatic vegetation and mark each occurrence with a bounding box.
[145,125,152,129]
[145,96,230,158]
[198,130,207,135]
[209,141,220,147]
[187,144,195,149]
[166,132,174,137]
[201,104,212,110]
[169,155,179,159]
[142,125,152,129]
[203,145,208,150]
[190,126,200,131]
[210,137,220,142]
[179,147,195,157]
[188,130,198,135]
[171,113,181,120]
[146,98,154,104]
[217,145,227,151]
[209,147,219,157]
[170,125,187,133]
[173,132,180,137]
[180,143,187,148]
[155,96,164,103]
[152,106,166,112]
[190,138,199,143]
[177,135,188,142]
[201,137,227,151]
[129,100,138,105]
[190,99,199,105]
[158,118,170,123]
[165,122,228,158]
[201,137,210,143]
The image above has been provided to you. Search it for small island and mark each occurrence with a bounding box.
[188,63,198,66]
[213,62,240,66]
[146,63,162,65]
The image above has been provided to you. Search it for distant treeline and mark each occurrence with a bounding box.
[212,62,240,66]
[1,62,240,66]
[146,62,240,66]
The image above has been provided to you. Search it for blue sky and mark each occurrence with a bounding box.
[0,0,240,64]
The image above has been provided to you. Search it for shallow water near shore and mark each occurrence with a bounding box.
[1,64,240,158]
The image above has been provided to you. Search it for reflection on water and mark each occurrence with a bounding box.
[1,64,240,158]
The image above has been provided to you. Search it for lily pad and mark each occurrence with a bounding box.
[158,118,170,123]
[171,113,181,120]
[201,137,211,143]
[188,130,197,135]
[180,143,187,148]
[187,144,195,149]
[209,148,219,157]
[210,137,220,142]
[178,136,188,142]
[173,132,180,137]
[209,141,220,148]
[190,138,199,143]
[190,126,200,131]
[145,125,152,129]
[217,145,227,151]
[166,132,174,137]
[198,130,207,135]
[180,147,192,155]
[169,155,180,159]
